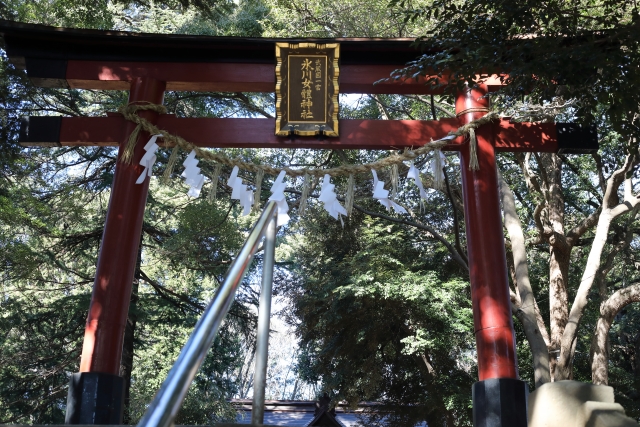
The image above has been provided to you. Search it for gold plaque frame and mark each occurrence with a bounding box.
[275,42,340,137]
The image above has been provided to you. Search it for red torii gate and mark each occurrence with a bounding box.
[1,19,597,427]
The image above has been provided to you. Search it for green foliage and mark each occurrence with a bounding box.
[261,0,433,38]
[0,31,267,424]
[608,303,640,420]
[1,0,639,425]
[0,0,231,26]
[392,0,640,136]
[1,0,114,28]
[279,209,475,426]
[126,289,242,424]
[178,0,269,36]
[0,292,88,423]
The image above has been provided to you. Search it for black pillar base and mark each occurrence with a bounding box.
[472,378,528,427]
[65,372,125,424]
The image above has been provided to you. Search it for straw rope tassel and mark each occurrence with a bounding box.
[162,146,180,184]
[468,128,480,171]
[390,164,399,200]
[345,174,355,216]
[208,163,223,203]
[433,149,444,191]
[299,173,311,215]
[253,169,265,211]
[121,124,142,164]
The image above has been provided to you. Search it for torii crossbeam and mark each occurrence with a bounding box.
[1,19,597,427]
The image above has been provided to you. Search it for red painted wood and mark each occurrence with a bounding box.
[156,116,463,149]
[493,120,558,152]
[58,116,460,148]
[456,84,519,381]
[65,60,505,94]
[56,116,558,152]
[66,61,274,92]
[79,77,166,375]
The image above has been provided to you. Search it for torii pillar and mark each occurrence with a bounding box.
[1,21,598,427]
[457,84,528,427]
[65,77,166,425]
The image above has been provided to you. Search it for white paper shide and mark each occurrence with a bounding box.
[371,170,406,214]
[182,150,205,197]
[268,170,290,226]
[227,166,254,215]
[135,134,162,184]
[319,174,347,220]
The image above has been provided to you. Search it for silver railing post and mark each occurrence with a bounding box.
[137,201,278,427]
[251,214,276,424]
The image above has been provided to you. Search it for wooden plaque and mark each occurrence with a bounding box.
[275,42,339,137]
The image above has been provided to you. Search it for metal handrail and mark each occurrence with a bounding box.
[251,211,276,424]
[137,200,278,427]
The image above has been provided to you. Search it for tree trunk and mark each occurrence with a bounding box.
[556,210,613,380]
[499,172,551,387]
[539,153,571,381]
[591,283,640,385]
[633,331,640,396]
[557,154,639,380]
[290,377,299,400]
[549,247,570,379]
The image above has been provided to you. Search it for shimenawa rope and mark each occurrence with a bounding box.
[117,103,497,177]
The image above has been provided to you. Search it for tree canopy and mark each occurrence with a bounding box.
[0,1,639,426]
[392,0,640,136]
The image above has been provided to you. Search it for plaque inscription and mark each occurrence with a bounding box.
[275,42,339,136]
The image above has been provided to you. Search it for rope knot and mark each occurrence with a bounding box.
[119,102,168,164]
[460,111,499,171]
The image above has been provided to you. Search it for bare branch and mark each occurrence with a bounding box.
[139,269,204,313]
[532,202,546,243]
[370,94,392,120]
[405,95,456,118]
[610,174,640,218]
[443,166,467,264]
[232,92,274,118]
[591,152,607,193]
[591,281,640,385]
[514,152,543,196]
[499,170,551,386]
[603,152,639,211]
[594,214,637,299]
[566,208,601,244]
[285,189,469,270]
[557,153,640,380]
[558,153,603,202]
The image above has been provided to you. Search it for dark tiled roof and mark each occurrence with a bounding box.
[232,400,362,426]
[0,19,428,66]
[231,400,428,427]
